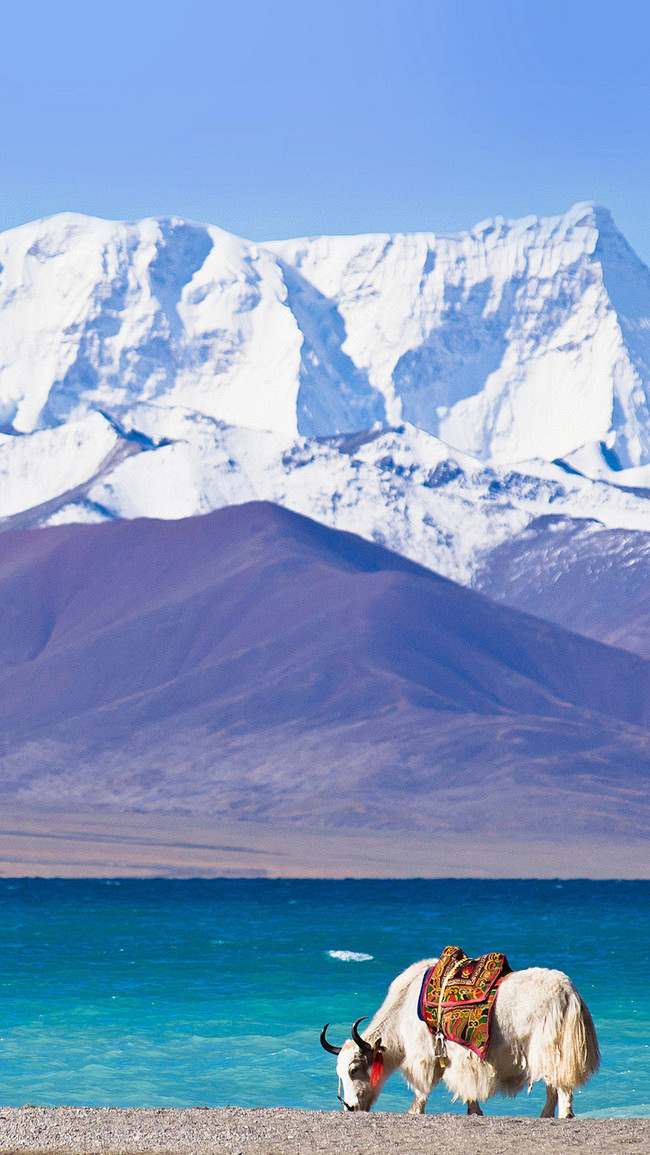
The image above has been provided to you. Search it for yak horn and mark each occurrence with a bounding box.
[320,1023,342,1055]
[351,1017,373,1054]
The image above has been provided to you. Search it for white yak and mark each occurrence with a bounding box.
[321,957,599,1117]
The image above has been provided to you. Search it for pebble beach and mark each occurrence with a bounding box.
[0,1107,649,1155]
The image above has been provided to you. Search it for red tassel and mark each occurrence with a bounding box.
[369,1051,384,1088]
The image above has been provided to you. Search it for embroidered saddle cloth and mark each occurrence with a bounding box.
[418,944,512,1060]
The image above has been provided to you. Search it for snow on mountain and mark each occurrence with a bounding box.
[0,412,123,518]
[271,202,650,465]
[2,202,650,594]
[0,212,383,439]
[476,518,650,658]
[81,417,650,585]
[1,402,649,589]
[2,202,650,463]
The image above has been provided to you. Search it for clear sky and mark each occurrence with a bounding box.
[2,0,650,261]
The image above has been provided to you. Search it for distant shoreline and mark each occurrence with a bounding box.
[1,804,648,879]
[0,1107,648,1155]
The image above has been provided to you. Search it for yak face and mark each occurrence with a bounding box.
[335,1039,385,1111]
[321,1020,385,1111]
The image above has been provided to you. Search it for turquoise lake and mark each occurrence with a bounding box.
[0,878,647,1117]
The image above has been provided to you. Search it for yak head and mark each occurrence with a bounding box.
[320,1018,386,1111]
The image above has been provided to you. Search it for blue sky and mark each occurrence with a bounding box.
[2,0,650,260]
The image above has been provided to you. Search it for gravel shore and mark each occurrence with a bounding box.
[0,1107,648,1155]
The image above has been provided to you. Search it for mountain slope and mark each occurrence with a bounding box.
[476,517,650,658]
[0,502,648,841]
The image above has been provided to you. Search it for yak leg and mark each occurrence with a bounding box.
[408,1092,427,1114]
[542,1086,574,1119]
[407,1057,444,1113]
[466,1100,483,1116]
[557,1089,574,1119]
[541,1086,558,1117]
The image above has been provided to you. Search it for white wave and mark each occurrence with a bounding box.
[327,950,373,962]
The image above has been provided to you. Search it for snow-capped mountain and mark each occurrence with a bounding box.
[3,202,650,632]
[270,204,650,466]
[3,201,650,461]
[4,203,650,854]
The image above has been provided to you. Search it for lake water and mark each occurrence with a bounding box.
[0,878,647,1117]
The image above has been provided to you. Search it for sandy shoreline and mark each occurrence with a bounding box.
[1,803,649,878]
[0,1107,648,1154]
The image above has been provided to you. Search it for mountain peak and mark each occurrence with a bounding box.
[1,202,650,462]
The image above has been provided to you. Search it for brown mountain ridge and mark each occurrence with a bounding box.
[0,501,648,848]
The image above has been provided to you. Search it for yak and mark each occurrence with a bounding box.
[321,956,599,1117]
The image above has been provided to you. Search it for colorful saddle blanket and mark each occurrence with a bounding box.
[418,944,512,1060]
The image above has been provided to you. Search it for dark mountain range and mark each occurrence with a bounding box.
[0,501,648,845]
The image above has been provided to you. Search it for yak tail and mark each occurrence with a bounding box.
[554,990,600,1091]
[528,982,600,1092]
